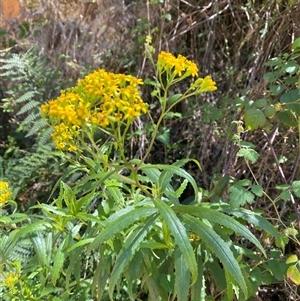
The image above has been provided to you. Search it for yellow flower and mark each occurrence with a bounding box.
[3,271,19,289]
[158,51,199,78]
[41,68,148,152]
[0,181,12,207]
[191,76,217,93]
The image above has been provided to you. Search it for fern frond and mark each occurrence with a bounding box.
[15,91,38,105]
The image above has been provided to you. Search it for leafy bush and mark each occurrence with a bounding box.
[0,39,286,301]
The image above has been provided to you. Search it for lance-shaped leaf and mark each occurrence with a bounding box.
[153,198,198,283]
[183,214,248,298]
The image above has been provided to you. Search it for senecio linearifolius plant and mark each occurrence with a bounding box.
[1,37,282,301]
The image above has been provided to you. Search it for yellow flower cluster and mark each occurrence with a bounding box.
[41,69,148,151]
[2,271,19,289]
[158,51,199,77]
[190,75,217,93]
[0,181,12,207]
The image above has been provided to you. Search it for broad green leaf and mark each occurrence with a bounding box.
[283,61,299,74]
[254,98,267,108]
[156,128,170,145]
[270,85,284,96]
[292,181,300,197]
[265,57,283,67]
[153,198,198,283]
[238,179,252,186]
[172,205,266,257]
[236,148,259,163]
[89,208,157,250]
[174,248,190,301]
[244,108,266,130]
[228,185,254,208]
[286,254,298,264]
[292,37,300,50]
[280,89,300,102]
[263,72,276,82]
[109,215,157,299]
[52,249,65,286]
[285,77,298,85]
[287,265,300,285]
[277,110,297,127]
[251,184,264,197]
[183,214,248,297]
[280,190,290,201]
[264,105,277,118]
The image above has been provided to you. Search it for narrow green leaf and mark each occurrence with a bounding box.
[109,215,157,299]
[153,198,198,283]
[10,221,50,246]
[143,163,199,199]
[52,249,65,286]
[175,179,189,198]
[221,206,281,241]
[89,208,157,250]
[107,185,124,204]
[173,205,266,257]
[183,214,248,297]
[67,238,94,253]
[190,253,205,301]
[174,247,190,301]
[126,251,143,300]
[31,233,49,267]
[168,93,183,105]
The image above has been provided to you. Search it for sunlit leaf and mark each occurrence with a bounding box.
[244,109,266,130]
[286,254,298,264]
[287,265,300,285]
